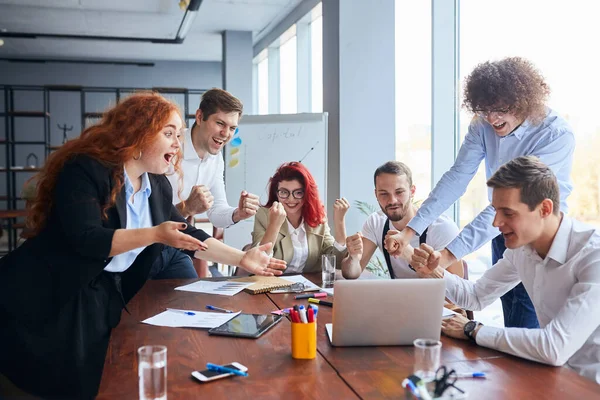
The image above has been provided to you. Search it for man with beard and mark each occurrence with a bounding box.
[341,161,463,279]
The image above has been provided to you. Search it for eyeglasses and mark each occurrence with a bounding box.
[433,366,465,398]
[277,189,305,199]
[474,107,511,119]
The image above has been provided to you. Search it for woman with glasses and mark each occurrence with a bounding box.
[250,162,349,273]
[384,57,575,330]
[0,93,286,399]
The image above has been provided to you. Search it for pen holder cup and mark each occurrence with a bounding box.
[291,322,317,359]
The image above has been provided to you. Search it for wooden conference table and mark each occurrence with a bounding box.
[97,274,600,399]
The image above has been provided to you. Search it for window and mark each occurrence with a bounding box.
[395,0,432,202]
[257,57,269,115]
[310,12,323,112]
[280,33,297,114]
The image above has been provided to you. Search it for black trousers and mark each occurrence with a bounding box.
[0,272,125,400]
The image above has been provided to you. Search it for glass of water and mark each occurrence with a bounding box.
[138,345,167,400]
[321,254,336,288]
[413,338,441,382]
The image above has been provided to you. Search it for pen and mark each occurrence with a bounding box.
[205,305,234,313]
[294,292,327,299]
[206,363,248,377]
[308,298,333,307]
[401,378,422,399]
[456,372,486,378]
[166,308,196,316]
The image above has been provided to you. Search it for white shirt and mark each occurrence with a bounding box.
[444,215,600,383]
[285,219,309,273]
[167,132,236,228]
[104,170,153,272]
[362,211,459,279]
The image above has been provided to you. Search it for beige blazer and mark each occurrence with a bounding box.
[251,207,347,273]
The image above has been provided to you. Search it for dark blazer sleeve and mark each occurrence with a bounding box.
[53,157,116,259]
[153,173,211,239]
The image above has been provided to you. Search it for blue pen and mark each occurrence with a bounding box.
[166,308,195,316]
[206,363,248,377]
[456,372,486,378]
[401,378,421,399]
[206,305,234,313]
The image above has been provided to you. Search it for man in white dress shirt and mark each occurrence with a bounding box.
[150,89,260,278]
[412,156,600,383]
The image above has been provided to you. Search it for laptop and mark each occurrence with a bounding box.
[326,279,447,346]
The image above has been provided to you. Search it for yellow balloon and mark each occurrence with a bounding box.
[230,148,240,156]
[228,158,239,168]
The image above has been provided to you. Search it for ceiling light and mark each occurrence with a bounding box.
[0,39,4,47]
[176,0,203,40]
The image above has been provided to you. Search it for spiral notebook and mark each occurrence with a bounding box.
[228,276,294,294]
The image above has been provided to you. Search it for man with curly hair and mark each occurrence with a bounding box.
[385,57,575,329]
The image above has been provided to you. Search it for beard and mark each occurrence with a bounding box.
[380,201,411,222]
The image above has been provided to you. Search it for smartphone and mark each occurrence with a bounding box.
[191,362,248,383]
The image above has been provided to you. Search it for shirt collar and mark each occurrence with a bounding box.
[124,168,152,197]
[544,213,571,265]
[286,219,306,235]
[183,128,216,163]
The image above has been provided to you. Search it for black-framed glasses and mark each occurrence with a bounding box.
[433,366,465,398]
[277,189,305,199]
[474,107,511,119]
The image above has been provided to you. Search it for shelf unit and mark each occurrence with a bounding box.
[0,85,50,251]
[0,84,206,252]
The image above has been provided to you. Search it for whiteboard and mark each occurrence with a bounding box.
[223,113,328,250]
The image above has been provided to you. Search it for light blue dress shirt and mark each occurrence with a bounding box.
[407,108,575,260]
[104,169,154,273]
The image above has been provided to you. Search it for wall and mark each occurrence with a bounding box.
[0,60,222,208]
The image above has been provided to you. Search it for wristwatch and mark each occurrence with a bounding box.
[464,320,483,342]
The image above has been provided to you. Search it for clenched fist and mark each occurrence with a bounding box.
[268,201,287,230]
[185,185,214,216]
[235,191,260,221]
[346,232,363,261]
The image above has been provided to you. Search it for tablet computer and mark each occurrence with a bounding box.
[208,313,283,339]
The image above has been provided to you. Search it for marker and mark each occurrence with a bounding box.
[308,298,333,307]
[401,378,422,399]
[166,308,195,316]
[298,305,308,323]
[294,292,327,299]
[456,372,486,378]
[206,363,248,377]
[205,305,234,313]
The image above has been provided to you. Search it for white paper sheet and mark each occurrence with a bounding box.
[269,274,322,293]
[142,309,241,329]
[174,280,254,296]
[442,307,459,319]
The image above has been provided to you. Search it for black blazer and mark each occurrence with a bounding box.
[0,155,210,399]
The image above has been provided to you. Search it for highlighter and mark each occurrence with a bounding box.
[294,292,327,300]
[308,298,333,307]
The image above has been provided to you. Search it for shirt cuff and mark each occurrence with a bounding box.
[407,216,428,236]
[474,325,502,348]
[446,236,470,261]
[333,241,347,252]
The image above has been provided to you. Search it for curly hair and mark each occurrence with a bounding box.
[463,57,551,125]
[26,92,184,237]
[264,162,326,228]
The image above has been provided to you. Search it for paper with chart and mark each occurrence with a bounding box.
[142,309,241,329]
[175,280,254,296]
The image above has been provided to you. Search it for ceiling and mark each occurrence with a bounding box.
[0,0,302,62]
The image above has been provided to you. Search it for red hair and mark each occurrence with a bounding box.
[26,92,184,237]
[265,162,325,228]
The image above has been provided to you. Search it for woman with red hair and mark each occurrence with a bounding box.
[0,92,285,399]
[250,162,349,273]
